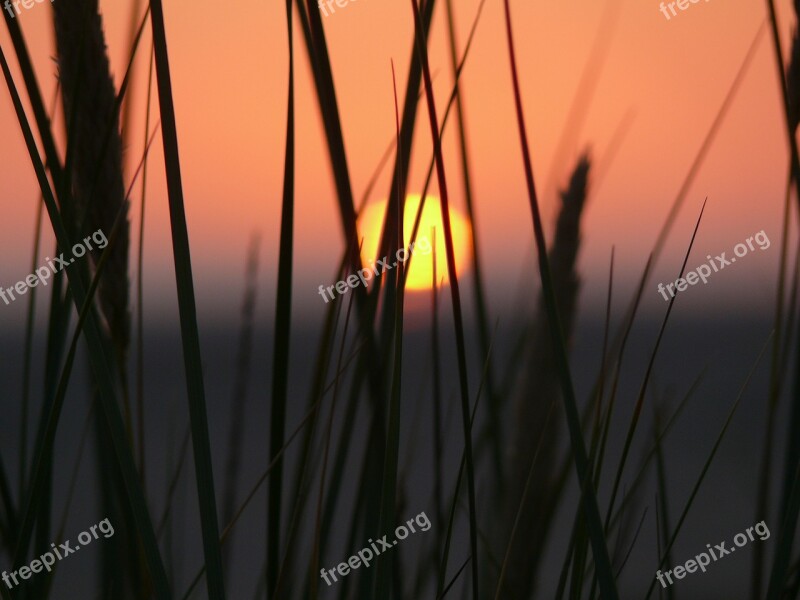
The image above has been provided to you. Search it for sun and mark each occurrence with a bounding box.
[356,194,473,291]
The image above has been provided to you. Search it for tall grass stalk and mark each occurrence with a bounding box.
[310,290,351,599]
[222,234,261,576]
[755,162,795,597]
[267,0,296,592]
[501,0,617,597]
[374,62,406,600]
[136,41,156,482]
[148,0,225,596]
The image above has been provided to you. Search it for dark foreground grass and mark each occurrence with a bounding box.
[1,1,799,599]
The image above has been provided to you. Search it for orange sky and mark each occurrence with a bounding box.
[0,0,793,323]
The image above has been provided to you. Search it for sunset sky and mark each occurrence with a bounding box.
[0,0,792,324]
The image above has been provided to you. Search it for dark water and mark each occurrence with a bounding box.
[0,309,785,599]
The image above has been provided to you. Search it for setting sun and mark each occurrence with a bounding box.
[356,194,473,291]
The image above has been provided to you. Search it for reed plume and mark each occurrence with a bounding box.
[52,2,136,596]
[498,153,591,598]
[222,233,261,576]
[53,0,130,363]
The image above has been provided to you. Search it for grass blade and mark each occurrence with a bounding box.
[147,1,225,596]
[221,234,260,575]
[1,9,64,191]
[374,61,406,600]
[645,334,772,599]
[310,285,353,599]
[754,162,794,597]
[267,0,295,591]
[19,193,44,498]
[136,40,156,480]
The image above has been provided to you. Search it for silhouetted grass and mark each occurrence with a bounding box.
[148,0,225,596]
[1,2,798,599]
[0,36,171,600]
[502,0,617,597]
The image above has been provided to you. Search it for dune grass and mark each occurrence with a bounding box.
[1,1,800,599]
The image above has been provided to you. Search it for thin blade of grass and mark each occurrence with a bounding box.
[35,398,94,598]
[310,283,353,599]
[372,0,437,269]
[221,234,261,576]
[438,323,497,598]
[494,395,560,600]
[1,9,64,191]
[19,192,44,500]
[652,402,675,600]
[148,2,225,597]
[755,162,791,597]
[374,61,407,600]
[439,556,471,599]
[19,86,58,503]
[650,24,765,261]
[614,507,648,578]
[605,369,706,537]
[280,250,349,588]
[295,0,360,272]
[267,0,295,591]
[431,228,444,589]
[177,347,370,600]
[136,40,156,480]
[645,333,773,599]
[765,0,800,212]
[0,453,14,547]
[540,0,619,201]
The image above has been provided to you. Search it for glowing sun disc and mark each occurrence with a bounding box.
[356,194,473,291]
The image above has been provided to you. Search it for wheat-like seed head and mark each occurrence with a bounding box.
[53,0,130,361]
[496,153,592,597]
